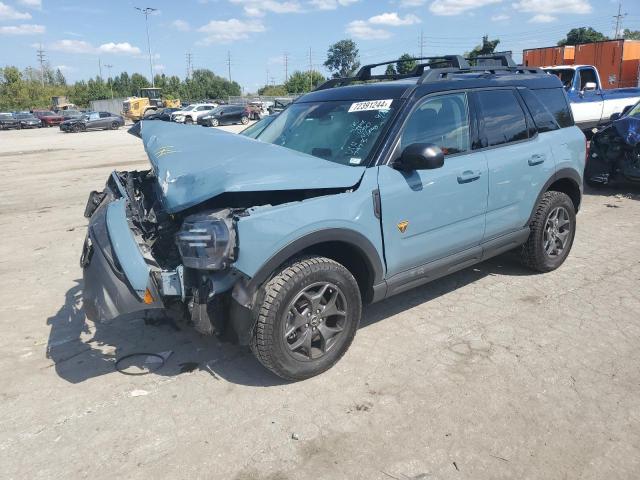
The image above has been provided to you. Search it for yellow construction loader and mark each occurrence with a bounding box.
[122,88,181,122]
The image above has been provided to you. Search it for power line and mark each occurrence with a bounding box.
[36,43,46,87]
[613,1,627,39]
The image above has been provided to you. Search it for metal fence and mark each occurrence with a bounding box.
[89,98,127,115]
[226,95,299,105]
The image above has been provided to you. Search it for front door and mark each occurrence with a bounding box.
[378,91,488,277]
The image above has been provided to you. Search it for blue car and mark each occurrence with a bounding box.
[81,54,585,380]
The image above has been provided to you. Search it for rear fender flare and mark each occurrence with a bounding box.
[525,168,583,226]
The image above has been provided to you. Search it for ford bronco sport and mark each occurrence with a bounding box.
[81,54,585,380]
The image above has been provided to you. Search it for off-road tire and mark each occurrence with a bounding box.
[250,256,362,381]
[521,191,576,272]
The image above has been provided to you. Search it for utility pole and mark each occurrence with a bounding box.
[613,1,627,39]
[226,50,232,82]
[98,57,102,79]
[135,6,157,87]
[104,63,114,98]
[284,52,289,83]
[419,29,425,58]
[36,43,46,87]
[185,52,193,80]
[308,47,313,91]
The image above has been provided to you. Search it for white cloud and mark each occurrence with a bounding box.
[18,0,41,9]
[198,18,265,43]
[309,0,358,10]
[346,20,392,40]
[0,23,44,34]
[54,65,75,72]
[429,0,502,16]
[369,12,421,26]
[49,39,142,55]
[154,64,165,71]
[491,13,509,21]
[0,2,31,20]
[512,0,591,15]
[229,0,301,16]
[529,13,556,23]
[98,42,142,55]
[400,0,426,6]
[171,19,190,31]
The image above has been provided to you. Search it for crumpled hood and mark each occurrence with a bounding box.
[138,120,366,213]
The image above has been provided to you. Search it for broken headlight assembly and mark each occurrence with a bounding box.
[176,211,236,270]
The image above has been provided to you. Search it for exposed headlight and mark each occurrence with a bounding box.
[176,211,236,270]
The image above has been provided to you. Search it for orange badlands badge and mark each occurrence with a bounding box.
[397,220,409,233]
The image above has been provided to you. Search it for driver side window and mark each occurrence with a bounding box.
[400,92,470,156]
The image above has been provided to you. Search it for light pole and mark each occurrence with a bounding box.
[135,6,157,87]
[104,63,114,99]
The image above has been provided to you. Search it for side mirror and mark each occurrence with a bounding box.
[583,82,597,91]
[394,143,444,171]
[610,112,622,122]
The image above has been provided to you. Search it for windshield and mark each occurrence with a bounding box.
[545,69,575,90]
[0,113,13,119]
[16,113,35,119]
[258,100,397,166]
[241,115,276,139]
[181,105,196,112]
[626,102,640,118]
[39,111,56,116]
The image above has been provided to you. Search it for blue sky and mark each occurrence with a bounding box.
[1,0,639,92]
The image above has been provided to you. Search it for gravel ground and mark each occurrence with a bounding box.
[1,125,639,480]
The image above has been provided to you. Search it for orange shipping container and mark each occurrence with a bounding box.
[524,40,640,88]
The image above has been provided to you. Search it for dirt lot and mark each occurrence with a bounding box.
[1,125,639,480]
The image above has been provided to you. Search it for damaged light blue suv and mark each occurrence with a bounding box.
[81,55,586,380]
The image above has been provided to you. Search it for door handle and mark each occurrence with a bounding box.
[457,170,482,184]
[528,154,546,166]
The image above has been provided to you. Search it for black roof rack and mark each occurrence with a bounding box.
[314,53,546,91]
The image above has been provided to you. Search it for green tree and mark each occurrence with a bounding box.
[54,69,66,86]
[324,39,360,78]
[396,53,417,75]
[558,27,608,46]
[385,64,396,75]
[623,29,640,40]
[284,70,326,93]
[468,35,500,58]
[130,73,150,95]
[257,84,288,96]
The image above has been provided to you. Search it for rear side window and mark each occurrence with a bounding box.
[532,88,574,128]
[475,89,528,147]
[519,89,558,133]
[99,112,110,118]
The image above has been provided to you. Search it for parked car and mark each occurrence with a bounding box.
[143,107,180,122]
[81,54,585,380]
[240,114,277,138]
[170,103,217,124]
[60,111,124,132]
[198,105,250,127]
[585,99,640,187]
[33,110,64,127]
[542,65,640,131]
[267,98,292,115]
[0,112,20,130]
[14,112,42,128]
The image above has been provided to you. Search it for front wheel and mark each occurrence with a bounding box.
[520,191,576,272]
[184,116,193,125]
[240,115,249,125]
[110,121,119,130]
[251,256,362,381]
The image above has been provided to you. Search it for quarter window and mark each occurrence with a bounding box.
[476,89,529,147]
[401,92,470,155]
[532,88,574,128]
[519,89,558,133]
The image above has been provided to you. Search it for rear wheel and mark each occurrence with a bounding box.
[251,256,362,381]
[521,191,576,272]
[110,121,119,130]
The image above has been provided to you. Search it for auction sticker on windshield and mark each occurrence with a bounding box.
[348,99,393,113]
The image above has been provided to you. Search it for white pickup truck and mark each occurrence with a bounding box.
[542,65,640,131]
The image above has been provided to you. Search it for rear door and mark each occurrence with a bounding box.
[98,112,111,128]
[377,91,488,277]
[473,88,554,239]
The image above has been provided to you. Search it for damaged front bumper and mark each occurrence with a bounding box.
[82,187,164,322]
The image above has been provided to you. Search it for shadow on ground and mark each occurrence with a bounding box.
[46,254,531,386]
